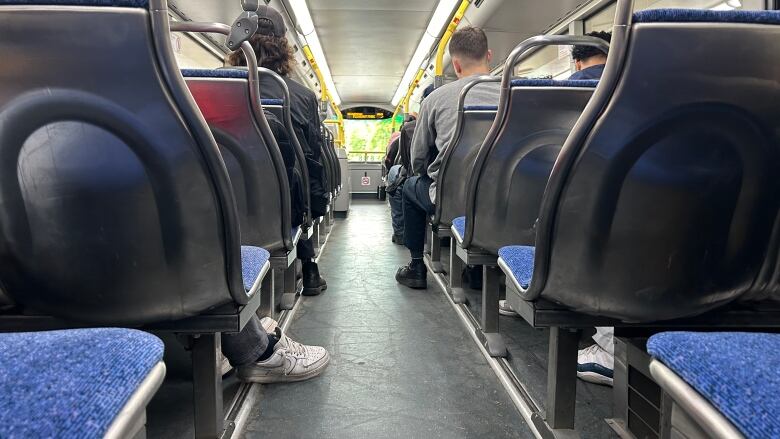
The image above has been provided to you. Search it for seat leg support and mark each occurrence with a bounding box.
[544,327,581,431]
[447,244,467,304]
[280,263,297,310]
[259,272,275,320]
[428,228,446,274]
[192,333,223,439]
[476,265,507,357]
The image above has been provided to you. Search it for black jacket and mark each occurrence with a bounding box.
[259,75,329,218]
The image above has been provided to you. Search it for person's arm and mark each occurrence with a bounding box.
[385,137,400,170]
[411,102,435,176]
[306,94,324,163]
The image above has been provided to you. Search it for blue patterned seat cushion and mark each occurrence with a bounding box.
[452,216,466,242]
[181,68,249,79]
[633,8,780,25]
[0,328,163,438]
[511,79,599,88]
[464,105,498,111]
[648,332,780,438]
[241,246,270,291]
[498,246,535,290]
[261,99,284,106]
[0,0,146,5]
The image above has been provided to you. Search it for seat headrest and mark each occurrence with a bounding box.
[633,8,780,25]
[510,79,599,88]
[180,68,249,79]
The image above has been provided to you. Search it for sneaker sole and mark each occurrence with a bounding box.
[396,276,427,289]
[577,371,614,386]
[302,287,323,296]
[238,353,330,384]
[498,309,518,316]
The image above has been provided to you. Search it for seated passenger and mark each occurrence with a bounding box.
[387,86,435,245]
[395,27,500,289]
[568,31,611,80]
[226,5,328,296]
[383,130,402,172]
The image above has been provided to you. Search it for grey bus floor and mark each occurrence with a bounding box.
[243,199,532,438]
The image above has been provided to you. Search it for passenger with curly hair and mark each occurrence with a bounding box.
[227,5,329,297]
[569,30,612,80]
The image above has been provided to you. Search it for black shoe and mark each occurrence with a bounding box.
[302,262,327,296]
[392,233,404,245]
[395,261,427,289]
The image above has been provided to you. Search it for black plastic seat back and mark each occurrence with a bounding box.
[0,1,245,324]
[322,126,338,193]
[466,81,595,253]
[530,9,780,321]
[183,70,292,252]
[436,78,498,229]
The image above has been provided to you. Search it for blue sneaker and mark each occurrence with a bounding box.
[577,344,614,386]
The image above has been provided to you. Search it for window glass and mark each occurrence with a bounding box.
[513,45,572,79]
[345,119,395,162]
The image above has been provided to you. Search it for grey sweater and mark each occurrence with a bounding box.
[411,75,500,203]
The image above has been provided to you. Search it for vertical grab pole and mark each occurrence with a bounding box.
[434,0,471,88]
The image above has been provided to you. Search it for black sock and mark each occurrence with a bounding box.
[257,333,278,362]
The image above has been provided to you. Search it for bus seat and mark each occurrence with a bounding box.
[497,245,535,292]
[464,79,597,255]
[182,68,293,253]
[528,8,780,321]
[648,332,780,439]
[241,246,271,292]
[0,328,165,439]
[0,1,252,325]
[436,96,497,231]
[452,216,466,243]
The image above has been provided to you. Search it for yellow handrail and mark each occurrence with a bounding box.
[435,0,470,78]
[303,45,345,146]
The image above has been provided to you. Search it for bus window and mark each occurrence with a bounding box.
[343,107,396,162]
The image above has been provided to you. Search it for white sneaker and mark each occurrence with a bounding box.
[220,352,233,376]
[577,344,614,386]
[237,328,330,384]
[499,299,518,316]
[260,316,279,333]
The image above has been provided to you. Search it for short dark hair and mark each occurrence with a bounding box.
[571,31,611,62]
[225,21,295,76]
[449,26,489,62]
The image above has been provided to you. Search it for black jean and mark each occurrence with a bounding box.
[297,237,315,261]
[402,176,435,259]
[222,316,268,367]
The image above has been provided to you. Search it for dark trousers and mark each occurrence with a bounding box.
[388,188,404,236]
[402,176,435,259]
[222,316,268,367]
[297,237,315,261]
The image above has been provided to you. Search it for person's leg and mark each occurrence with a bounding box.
[577,327,614,386]
[396,176,435,289]
[298,238,327,296]
[223,315,330,383]
[388,189,404,243]
[402,176,435,258]
[221,316,271,368]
